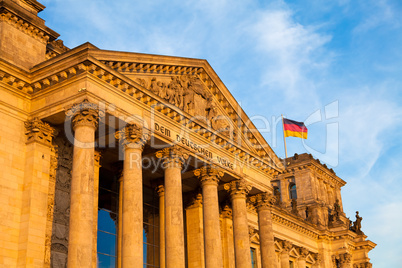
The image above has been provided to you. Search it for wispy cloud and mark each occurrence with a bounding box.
[249,6,332,101]
[353,0,402,34]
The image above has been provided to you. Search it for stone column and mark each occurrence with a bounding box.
[115,123,148,267]
[280,241,292,268]
[67,100,102,268]
[117,172,123,268]
[19,118,56,267]
[93,151,101,268]
[220,204,235,268]
[156,146,188,268]
[156,185,166,268]
[297,248,309,268]
[194,166,224,268]
[255,193,277,268]
[224,179,252,268]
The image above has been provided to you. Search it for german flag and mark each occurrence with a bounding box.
[283,118,308,139]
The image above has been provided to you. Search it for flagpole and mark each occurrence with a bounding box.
[281,114,288,159]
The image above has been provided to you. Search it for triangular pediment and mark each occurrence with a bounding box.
[89,49,284,171]
[22,44,284,172]
[289,248,299,258]
[306,254,315,264]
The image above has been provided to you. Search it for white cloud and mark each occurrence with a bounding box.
[249,7,332,101]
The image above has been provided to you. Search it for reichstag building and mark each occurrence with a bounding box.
[0,0,375,267]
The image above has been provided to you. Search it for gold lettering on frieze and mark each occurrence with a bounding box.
[153,122,235,170]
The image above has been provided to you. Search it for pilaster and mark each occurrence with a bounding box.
[185,192,204,268]
[220,204,235,268]
[18,118,56,267]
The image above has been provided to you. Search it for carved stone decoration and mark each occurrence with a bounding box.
[44,146,58,267]
[248,227,258,239]
[291,198,299,215]
[220,203,232,219]
[156,184,165,197]
[354,262,373,268]
[115,123,149,148]
[194,165,224,186]
[140,74,234,137]
[25,117,57,146]
[274,187,282,207]
[314,253,322,265]
[333,253,352,267]
[351,211,364,235]
[224,179,252,198]
[155,145,189,168]
[282,240,293,252]
[50,136,73,268]
[299,247,309,257]
[186,191,203,209]
[65,99,104,130]
[252,192,276,211]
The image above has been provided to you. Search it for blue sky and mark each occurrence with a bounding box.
[40,0,402,266]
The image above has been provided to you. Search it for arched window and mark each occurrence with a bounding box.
[289,183,297,200]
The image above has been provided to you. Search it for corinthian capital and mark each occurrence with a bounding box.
[115,123,149,149]
[194,165,224,187]
[65,99,104,130]
[224,179,251,199]
[253,192,276,211]
[25,117,57,146]
[155,145,189,169]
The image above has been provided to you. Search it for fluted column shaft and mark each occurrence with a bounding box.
[195,166,224,268]
[225,180,251,268]
[116,123,148,268]
[67,102,100,268]
[256,193,277,268]
[157,185,166,268]
[156,146,188,268]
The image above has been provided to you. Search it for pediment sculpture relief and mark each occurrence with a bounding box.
[137,74,233,137]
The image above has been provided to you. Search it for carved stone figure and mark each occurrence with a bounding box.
[352,211,363,235]
[274,188,281,206]
[141,74,235,137]
[333,199,341,221]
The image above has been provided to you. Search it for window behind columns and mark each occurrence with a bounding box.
[97,168,119,267]
[143,186,160,268]
[250,248,257,268]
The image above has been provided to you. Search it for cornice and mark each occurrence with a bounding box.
[0,9,55,44]
[272,211,319,239]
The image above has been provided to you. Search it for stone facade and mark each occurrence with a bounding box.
[0,1,375,267]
